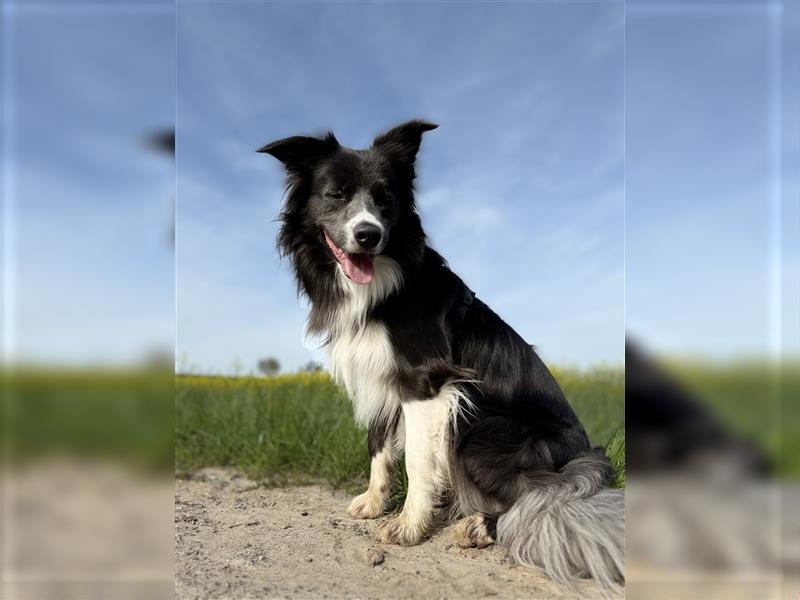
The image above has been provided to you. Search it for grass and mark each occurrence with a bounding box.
[7,358,792,488]
[2,369,174,472]
[175,367,626,489]
[661,358,800,479]
[176,372,367,487]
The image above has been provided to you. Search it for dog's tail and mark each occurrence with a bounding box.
[495,450,624,588]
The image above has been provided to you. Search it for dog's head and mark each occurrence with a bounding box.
[259,120,436,285]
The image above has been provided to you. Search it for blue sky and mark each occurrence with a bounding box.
[3,2,795,372]
[3,2,174,366]
[176,2,625,374]
[626,0,798,360]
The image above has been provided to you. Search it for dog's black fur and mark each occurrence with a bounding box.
[259,120,622,586]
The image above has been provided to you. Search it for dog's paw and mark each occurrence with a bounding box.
[375,514,426,546]
[347,491,385,520]
[453,514,496,549]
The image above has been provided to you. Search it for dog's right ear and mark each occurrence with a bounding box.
[257,132,339,172]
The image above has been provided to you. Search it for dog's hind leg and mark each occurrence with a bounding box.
[348,412,401,519]
[453,513,498,549]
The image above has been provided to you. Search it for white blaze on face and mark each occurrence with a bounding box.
[325,192,389,285]
[345,209,385,252]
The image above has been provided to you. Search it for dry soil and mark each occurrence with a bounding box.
[175,468,619,599]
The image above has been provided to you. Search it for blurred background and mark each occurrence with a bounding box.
[2,1,174,598]
[625,0,799,598]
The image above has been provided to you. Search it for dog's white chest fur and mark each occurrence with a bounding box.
[326,257,403,427]
[329,321,400,427]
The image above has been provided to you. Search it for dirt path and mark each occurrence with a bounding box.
[175,468,619,599]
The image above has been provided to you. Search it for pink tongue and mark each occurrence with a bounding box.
[342,253,374,284]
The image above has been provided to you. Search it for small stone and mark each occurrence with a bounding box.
[365,547,385,567]
[300,511,309,516]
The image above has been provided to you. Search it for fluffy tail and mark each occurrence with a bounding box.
[495,451,624,588]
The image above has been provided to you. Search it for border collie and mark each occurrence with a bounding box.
[258,120,624,587]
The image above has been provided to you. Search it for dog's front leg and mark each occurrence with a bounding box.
[376,397,450,546]
[348,413,401,519]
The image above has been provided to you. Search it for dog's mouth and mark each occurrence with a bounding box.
[324,231,374,285]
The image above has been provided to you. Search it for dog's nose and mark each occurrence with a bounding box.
[353,222,382,250]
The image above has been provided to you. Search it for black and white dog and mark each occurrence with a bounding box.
[259,120,624,586]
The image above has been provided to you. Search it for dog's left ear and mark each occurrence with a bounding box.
[372,119,438,165]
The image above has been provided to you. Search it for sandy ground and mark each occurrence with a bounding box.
[4,462,174,600]
[175,468,618,600]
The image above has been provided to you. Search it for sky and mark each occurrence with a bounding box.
[176,2,625,374]
[2,1,796,373]
[626,0,799,360]
[3,2,175,367]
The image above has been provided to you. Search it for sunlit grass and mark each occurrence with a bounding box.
[175,368,626,489]
[176,372,366,486]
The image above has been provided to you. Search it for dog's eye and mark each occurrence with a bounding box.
[325,191,344,200]
[372,187,389,206]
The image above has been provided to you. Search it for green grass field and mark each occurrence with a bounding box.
[175,367,626,490]
[661,359,800,479]
[4,357,794,493]
[5,357,794,492]
[3,369,174,471]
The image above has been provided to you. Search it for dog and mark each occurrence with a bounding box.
[258,120,624,587]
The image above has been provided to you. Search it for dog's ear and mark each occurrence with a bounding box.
[257,132,339,172]
[372,119,438,165]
